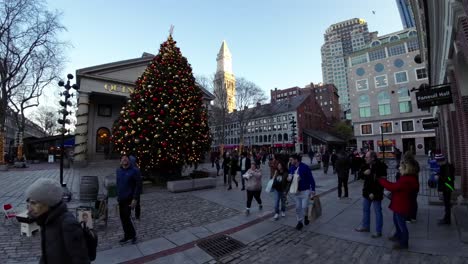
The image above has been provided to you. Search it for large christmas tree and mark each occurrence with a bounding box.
[112,34,211,174]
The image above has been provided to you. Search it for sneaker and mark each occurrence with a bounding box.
[227,186,232,190]
[259,204,263,210]
[281,212,286,217]
[354,227,370,232]
[245,209,250,216]
[273,213,279,220]
[295,221,304,230]
[371,233,382,238]
[241,187,245,191]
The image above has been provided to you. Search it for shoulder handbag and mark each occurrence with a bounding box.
[265,179,274,193]
[289,169,299,194]
[308,195,322,221]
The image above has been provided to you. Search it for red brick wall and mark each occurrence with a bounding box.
[447,70,468,196]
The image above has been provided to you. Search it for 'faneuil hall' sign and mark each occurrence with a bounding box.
[416,84,453,109]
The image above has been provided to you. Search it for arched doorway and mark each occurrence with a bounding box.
[96,127,111,158]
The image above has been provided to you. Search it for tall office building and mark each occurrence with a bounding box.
[396,0,416,28]
[321,18,373,113]
[214,41,236,113]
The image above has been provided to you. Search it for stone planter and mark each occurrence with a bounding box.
[167,177,216,193]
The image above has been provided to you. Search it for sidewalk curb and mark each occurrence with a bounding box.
[119,181,356,264]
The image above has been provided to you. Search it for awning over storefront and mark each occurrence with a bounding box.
[302,129,346,145]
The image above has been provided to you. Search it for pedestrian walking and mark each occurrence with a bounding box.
[214,155,221,176]
[288,154,316,230]
[335,150,350,199]
[243,163,263,215]
[25,178,90,264]
[268,154,279,178]
[322,151,330,174]
[351,151,364,180]
[272,161,289,220]
[355,151,387,238]
[129,155,142,220]
[435,153,455,225]
[222,152,231,185]
[239,152,251,191]
[116,155,141,244]
[379,158,419,250]
[228,151,239,190]
[331,150,338,174]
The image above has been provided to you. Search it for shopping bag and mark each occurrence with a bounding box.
[308,195,322,221]
[289,174,299,194]
[265,179,274,192]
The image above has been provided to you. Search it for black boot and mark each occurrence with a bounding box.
[295,221,304,230]
[304,216,310,226]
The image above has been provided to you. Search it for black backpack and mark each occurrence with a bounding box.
[82,226,98,261]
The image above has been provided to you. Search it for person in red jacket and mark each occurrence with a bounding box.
[379,158,419,250]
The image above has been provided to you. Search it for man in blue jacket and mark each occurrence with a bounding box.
[288,154,316,230]
[116,155,141,244]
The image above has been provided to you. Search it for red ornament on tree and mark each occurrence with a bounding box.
[130,112,136,118]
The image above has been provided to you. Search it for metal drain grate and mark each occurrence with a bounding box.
[197,234,245,259]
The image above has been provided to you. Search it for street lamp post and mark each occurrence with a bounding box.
[381,125,385,163]
[58,74,79,188]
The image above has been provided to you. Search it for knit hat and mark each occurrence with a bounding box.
[25,178,63,207]
[435,153,446,161]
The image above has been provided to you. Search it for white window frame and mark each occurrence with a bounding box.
[374,74,388,88]
[380,121,393,134]
[360,123,373,135]
[394,71,409,84]
[414,67,428,80]
[356,79,369,91]
[400,119,415,133]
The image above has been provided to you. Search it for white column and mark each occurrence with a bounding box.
[74,92,90,164]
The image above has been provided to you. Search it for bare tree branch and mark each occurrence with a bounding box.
[234,77,267,149]
[0,0,66,132]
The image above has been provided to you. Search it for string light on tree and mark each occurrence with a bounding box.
[112,29,211,174]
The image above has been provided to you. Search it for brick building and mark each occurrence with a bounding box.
[210,93,336,154]
[270,83,341,124]
[411,0,468,196]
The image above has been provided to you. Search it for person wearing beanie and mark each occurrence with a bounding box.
[116,155,141,244]
[25,178,90,264]
[435,153,455,225]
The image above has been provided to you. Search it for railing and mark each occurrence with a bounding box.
[385,164,439,197]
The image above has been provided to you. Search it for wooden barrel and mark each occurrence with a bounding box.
[80,176,99,201]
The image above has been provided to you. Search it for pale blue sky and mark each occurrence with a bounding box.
[47,0,403,96]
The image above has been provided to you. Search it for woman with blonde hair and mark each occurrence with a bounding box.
[379,158,419,250]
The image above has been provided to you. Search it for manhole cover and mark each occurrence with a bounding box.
[197,234,245,259]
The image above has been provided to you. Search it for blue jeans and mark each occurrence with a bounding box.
[362,198,383,233]
[274,190,286,214]
[294,190,310,222]
[393,213,409,247]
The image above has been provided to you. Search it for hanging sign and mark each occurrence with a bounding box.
[422,118,439,129]
[416,84,453,109]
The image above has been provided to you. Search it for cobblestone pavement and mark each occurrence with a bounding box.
[208,226,468,264]
[1,188,239,263]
